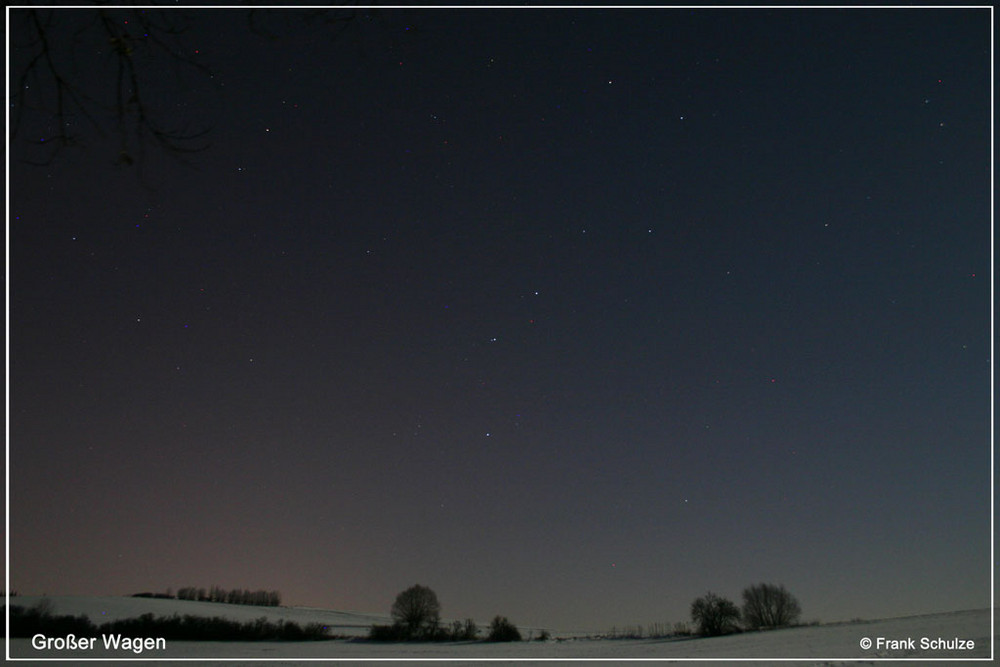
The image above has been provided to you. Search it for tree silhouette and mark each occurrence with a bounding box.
[741,583,801,629]
[690,591,740,637]
[390,584,441,639]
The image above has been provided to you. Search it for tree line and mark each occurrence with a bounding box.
[132,586,281,607]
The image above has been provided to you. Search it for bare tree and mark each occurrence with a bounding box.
[690,592,740,637]
[390,584,441,639]
[741,583,801,630]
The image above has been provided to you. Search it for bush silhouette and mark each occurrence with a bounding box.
[448,618,478,640]
[7,605,326,641]
[487,615,522,642]
[390,584,441,640]
[672,621,692,636]
[8,603,96,638]
[741,583,801,629]
[367,623,409,641]
[690,592,740,636]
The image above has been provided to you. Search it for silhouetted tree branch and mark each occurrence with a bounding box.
[10,7,370,169]
[10,8,215,167]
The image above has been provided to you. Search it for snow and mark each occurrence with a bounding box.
[4,596,991,664]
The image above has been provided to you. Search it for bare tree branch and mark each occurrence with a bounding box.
[10,8,216,168]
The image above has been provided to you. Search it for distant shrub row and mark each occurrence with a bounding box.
[606,622,691,639]
[6,603,328,641]
[132,586,281,607]
[368,615,524,643]
[369,619,475,642]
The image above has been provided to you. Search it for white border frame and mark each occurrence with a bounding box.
[4,3,994,662]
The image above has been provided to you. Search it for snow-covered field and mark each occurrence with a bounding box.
[4,595,992,664]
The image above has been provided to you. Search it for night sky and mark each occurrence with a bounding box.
[8,7,992,633]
